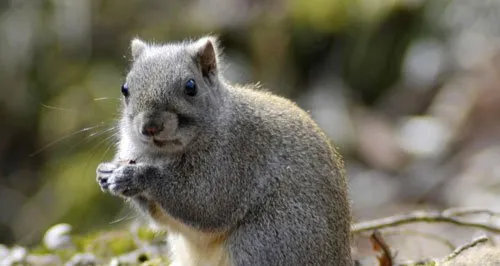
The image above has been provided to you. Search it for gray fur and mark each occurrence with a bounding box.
[97,36,352,265]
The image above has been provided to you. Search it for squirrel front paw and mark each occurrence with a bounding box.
[96,162,144,197]
[96,162,118,192]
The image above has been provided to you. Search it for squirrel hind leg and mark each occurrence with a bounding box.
[226,214,350,266]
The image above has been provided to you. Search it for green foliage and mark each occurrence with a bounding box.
[136,227,165,242]
[4,226,169,265]
[76,231,134,258]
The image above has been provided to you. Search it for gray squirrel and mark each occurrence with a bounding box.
[96,36,352,266]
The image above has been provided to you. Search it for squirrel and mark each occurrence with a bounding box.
[96,36,352,266]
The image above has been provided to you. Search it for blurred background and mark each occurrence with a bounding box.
[1,0,500,262]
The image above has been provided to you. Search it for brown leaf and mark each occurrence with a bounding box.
[370,230,393,266]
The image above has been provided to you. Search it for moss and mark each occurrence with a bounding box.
[137,227,163,242]
[29,245,51,255]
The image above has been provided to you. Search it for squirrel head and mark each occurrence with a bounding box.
[120,36,225,154]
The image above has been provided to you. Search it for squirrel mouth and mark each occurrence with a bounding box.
[153,139,181,147]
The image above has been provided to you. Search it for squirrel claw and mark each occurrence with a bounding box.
[97,163,118,174]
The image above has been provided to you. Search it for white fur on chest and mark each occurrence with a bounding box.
[167,232,229,266]
[147,199,230,266]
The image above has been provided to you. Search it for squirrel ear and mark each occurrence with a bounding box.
[192,36,220,78]
[131,38,147,60]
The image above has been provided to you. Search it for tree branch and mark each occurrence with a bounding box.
[442,207,500,218]
[352,209,500,234]
[442,235,489,262]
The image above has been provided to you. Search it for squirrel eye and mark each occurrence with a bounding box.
[121,83,129,97]
[185,79,197,97]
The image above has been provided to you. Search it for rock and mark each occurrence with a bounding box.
[43,223,74,250]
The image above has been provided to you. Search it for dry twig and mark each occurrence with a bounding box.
[442,207,500,218]
[441,235,489,262]
[352,209,500,234]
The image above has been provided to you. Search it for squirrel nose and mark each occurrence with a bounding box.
[141,123,163,137]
